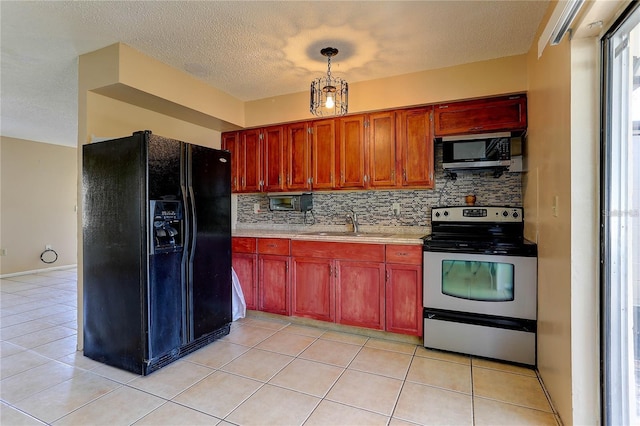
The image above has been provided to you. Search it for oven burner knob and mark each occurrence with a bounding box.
[435,212,440,218]
[502,210,509,217]
[513,211,519,218]
[443,211,449,216]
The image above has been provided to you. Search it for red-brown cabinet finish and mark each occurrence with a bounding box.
[231,237,258,310]
[222,132,240,193]
[292,257,335,322]
[258,254,290,315]
[385,245,423,336]
[311,119,336,190]
[238,128,262,193]
[397,107,434,188]
[232,253,258,310]
[335,260,385,330]
[433,94,527,136]
[337,115,367,189]
[285,122,311,191]
[368,111,397,188]
[261,126,285,192]
[257,238,291,315]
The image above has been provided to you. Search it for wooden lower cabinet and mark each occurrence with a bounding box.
[385,263,422,336]
[233,237,423,336]
[385,245,423,336]
[232,252,258,310]
[258,254,290,315]
[231,237,258,310]
[292,257,334,322]
[336,260,385,330]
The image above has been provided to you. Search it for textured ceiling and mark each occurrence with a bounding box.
[0,1,549,147]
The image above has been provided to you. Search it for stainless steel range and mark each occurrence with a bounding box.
[422,206,538,366]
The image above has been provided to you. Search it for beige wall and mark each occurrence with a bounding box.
[526,23,574,424]
[245,55,528,127]
[0,137,77,275]
[86,92,221,149]
[569,37,600,426]
[525,2,604,424]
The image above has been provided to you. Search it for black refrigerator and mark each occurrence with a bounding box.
[82,130,231,375]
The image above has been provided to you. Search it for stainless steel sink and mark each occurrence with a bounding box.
[301,231,392,237]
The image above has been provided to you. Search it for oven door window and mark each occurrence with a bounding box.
[441,260,514,301]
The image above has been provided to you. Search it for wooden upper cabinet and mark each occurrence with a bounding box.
[311,119,336,190]
[285,122,311,191]
[368,111,397,188]
[239,129,262,193]
[261,126,285,192]
[223,93,525,193]
[221,132,240,193]
[397,107,434,188]
[337,115,367,189]
[433,94,527,136]
[222,126,284,193]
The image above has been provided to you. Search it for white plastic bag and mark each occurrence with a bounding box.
[231,267,246,321]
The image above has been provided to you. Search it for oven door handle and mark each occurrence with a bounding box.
[423,308,537,333]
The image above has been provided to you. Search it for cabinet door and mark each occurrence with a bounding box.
[239,129,262,193]
[258,254,290,315]
[221,132,240,193]
[311,119,336,189]
[335,260,385,330]
[337,115,367,189]
[398,107,434,188]
[285,122,311,190]
[232,253,258,310]
[368,111,397,188]
[386,263,422,336]
[433,94,527,136]
[292,257,334,322]
[261,126,285,192]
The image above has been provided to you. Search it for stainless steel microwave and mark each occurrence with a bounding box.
[440,132,522,171]
[267,192,313,212]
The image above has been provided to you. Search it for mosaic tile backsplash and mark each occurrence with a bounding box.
[236,144,522,231]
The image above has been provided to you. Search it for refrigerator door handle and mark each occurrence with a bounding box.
[188,184,197,260]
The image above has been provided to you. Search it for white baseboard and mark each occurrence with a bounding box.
[0,264,77,278]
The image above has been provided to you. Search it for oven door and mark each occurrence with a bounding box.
[423,250,537,320]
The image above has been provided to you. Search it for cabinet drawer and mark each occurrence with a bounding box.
[385,245,422,264]
[232,237,256,253]
[258,238,291,255]
[292,240,384,262]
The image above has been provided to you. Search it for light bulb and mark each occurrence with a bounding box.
[325,94,334,109]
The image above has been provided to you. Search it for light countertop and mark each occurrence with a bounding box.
[232,227,427,245]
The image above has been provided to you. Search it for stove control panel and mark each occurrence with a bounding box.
[432,206,523,223]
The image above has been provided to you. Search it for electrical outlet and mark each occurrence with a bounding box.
[392,203,401,217]
[0,248,7,256]
[253,203,260,214]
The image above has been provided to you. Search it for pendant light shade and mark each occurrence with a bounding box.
[310,47,348,117]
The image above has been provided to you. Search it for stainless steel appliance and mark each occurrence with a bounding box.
[439,132,523,175]
[82,130,232,375]
[422,206,537,365]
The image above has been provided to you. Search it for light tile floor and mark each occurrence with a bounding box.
[1,268,561,425]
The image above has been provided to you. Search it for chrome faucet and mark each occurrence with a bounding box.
[346,209,359,233]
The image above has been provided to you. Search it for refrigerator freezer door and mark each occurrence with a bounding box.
[147,137,186,361]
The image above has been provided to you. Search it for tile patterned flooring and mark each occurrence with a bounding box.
[1,268,561,425]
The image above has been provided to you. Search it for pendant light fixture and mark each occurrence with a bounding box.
[310,47,348,117]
